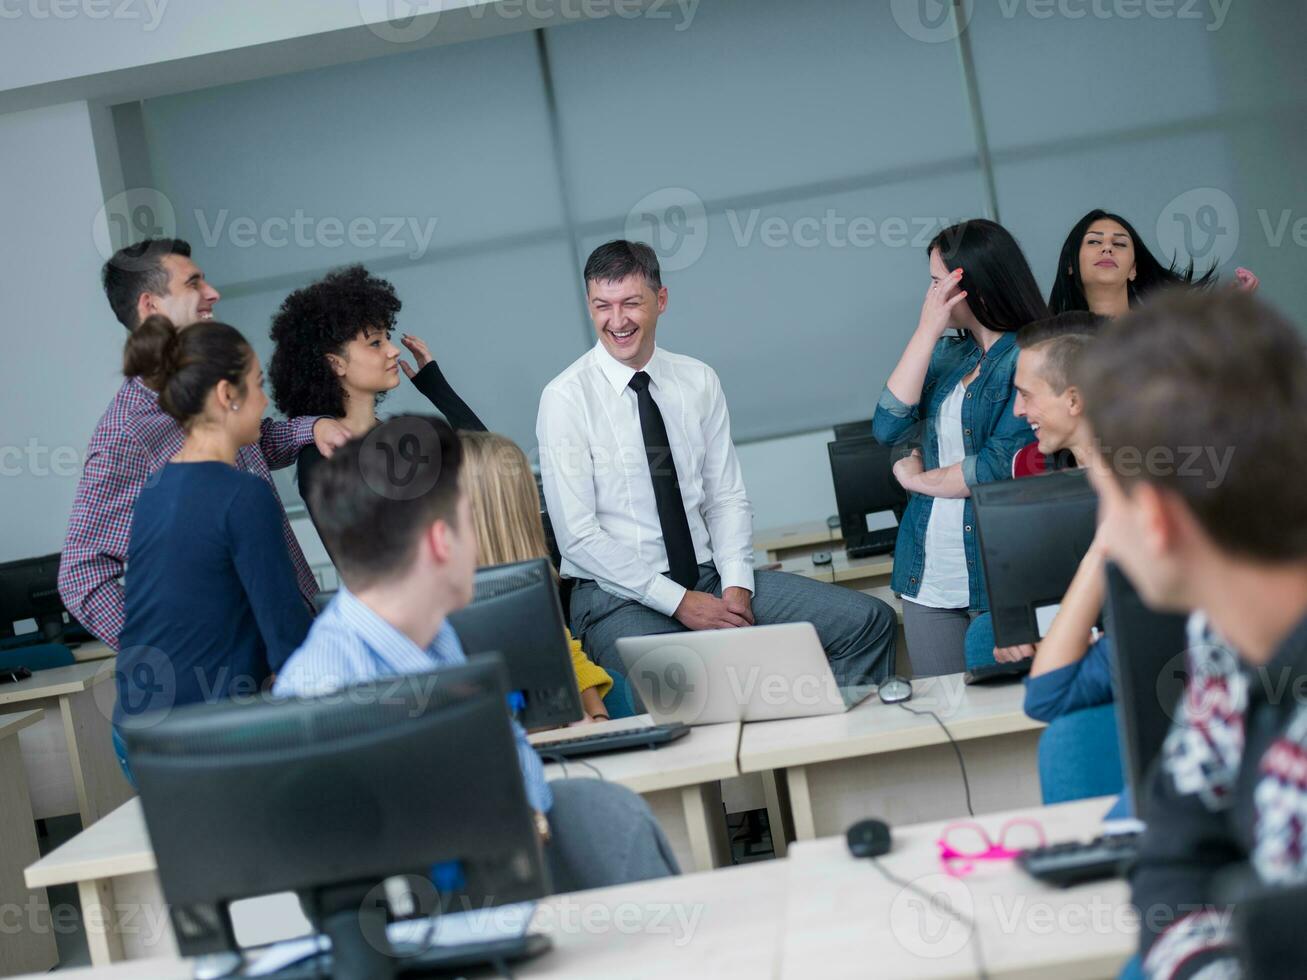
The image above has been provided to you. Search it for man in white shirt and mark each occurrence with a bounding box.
[537,241,897,696]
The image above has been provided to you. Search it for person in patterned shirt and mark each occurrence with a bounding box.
[58,238,349,649]
[1076,289,1307,979]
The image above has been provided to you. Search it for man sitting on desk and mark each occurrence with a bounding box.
[537,240,896,691]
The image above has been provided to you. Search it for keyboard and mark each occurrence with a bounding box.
[846,535,896,560]
[963,659,1032,685]
[1016,831,1141,887]
[533,723,689,760]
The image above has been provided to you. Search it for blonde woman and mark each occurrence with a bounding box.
[460,431,614,723]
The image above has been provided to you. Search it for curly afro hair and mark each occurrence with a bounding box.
[268,264,402,419]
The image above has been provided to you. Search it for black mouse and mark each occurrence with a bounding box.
[846,818,892,859]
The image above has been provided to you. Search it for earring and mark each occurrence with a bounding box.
[231,403,240,411]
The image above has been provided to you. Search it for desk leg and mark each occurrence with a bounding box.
[0,734,57,975]
[761,769,794,858]
[78,878,126,966]
[61,689,135,828]
[679,782,731,872]
[785,766,818,841]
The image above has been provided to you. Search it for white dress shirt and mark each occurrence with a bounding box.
[536,343,755,618]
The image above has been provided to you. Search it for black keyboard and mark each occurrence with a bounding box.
[964,659,1032,685]
[1017,831,1141,887]
[533,723,689,760]
[846,535,895,560]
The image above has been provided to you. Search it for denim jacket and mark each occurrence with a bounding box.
[871,332,1034,610]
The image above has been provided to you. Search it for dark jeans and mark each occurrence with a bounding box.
[570,564,897,709]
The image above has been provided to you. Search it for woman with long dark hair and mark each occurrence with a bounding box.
[873,219,1046,676]
[1048,208,1257,316]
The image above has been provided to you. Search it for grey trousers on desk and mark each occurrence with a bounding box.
[546,780,680,893]
[570,564,897,702]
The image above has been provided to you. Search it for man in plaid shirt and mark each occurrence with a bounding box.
[59,239,349,649]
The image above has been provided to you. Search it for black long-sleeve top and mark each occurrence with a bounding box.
[295,360,487,538]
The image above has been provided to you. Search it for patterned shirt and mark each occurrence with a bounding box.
[59,377,318,649]
[271,587,553,813]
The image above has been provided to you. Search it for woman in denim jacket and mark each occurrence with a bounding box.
[873,220,1047,676]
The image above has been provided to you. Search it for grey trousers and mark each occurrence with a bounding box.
[545,779,680,893]
[900,599,977,678]
[570,564,897,700]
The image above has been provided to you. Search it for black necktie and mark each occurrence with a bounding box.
[628,371,700,591]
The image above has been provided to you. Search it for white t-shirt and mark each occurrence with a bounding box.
[913,380,969,609]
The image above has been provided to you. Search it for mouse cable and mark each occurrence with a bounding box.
[894,701,975,817]
[869,855,989,980]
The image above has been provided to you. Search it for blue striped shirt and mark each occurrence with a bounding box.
[272,587,552,812]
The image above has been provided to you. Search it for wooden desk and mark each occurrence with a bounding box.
[777,548,894,590]
[754,520,841,561]
[71,641,116,663]
[739,675,1044,844]
[0,660,134,827]
[780,797,1135,978]
[13,859,789,980]
[533,717,741,874]
[0,709,57,976]
[24,797,171,965]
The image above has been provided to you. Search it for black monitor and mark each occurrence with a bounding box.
[973,469,1098,648]
[1102,563,1189,822]
[127,655,550,979]
[447,558,583,728]
[832,419,874,441]
[827,437,907,559]
[0,553,68,641]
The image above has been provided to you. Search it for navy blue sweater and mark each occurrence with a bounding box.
[115,462,312,724]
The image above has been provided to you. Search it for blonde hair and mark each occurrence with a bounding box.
[459,431,551,569]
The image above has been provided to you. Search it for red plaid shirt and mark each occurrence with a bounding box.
[58,377,320,650]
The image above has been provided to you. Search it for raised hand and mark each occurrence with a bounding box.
[917,267,968,338]
[399,333,434,381]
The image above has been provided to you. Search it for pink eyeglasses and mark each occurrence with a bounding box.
[937,818,1046,877]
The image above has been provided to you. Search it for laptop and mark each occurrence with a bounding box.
[617,622,877,726]
[827,437,907,560]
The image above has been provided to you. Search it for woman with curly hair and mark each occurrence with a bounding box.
[268,264,485,533]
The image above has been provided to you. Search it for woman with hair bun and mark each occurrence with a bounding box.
[112,316,312,779]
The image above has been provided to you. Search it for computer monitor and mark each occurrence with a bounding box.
[832,419,874,442]
[447,558,583,728]
[827,437,907,559]
[973,469,1098,648]
[0,553,69,641]
[1102,562,1189,822]
[127,654,550,979]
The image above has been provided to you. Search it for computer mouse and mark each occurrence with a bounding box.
[846,818,892,859]
[812,551,833,566]
[877,675,913,704]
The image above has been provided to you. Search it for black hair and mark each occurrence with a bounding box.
[1017,312,1104,394]
[268,265,402,420]
[928,220,1049,333]
[583,240,662,292]
[1048,209,1219,314]
[122,315,253,427]
[102,238,193,331]
[1077,290,1307,562]
[308,416,465,590]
